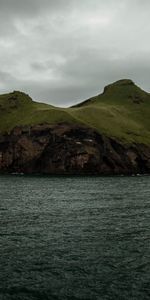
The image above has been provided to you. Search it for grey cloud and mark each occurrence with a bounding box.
[0,0,150,106]
[0,70,14,82]
[31,62,50,72]
[0,0,66,15]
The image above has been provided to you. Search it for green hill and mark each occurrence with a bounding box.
[0,91,78,132]
[0,79,150,145]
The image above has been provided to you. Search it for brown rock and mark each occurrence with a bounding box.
[0,123,149,175]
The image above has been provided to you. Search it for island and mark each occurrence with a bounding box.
[0,79,150,175]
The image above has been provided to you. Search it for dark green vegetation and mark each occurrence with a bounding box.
[0,79,150,144]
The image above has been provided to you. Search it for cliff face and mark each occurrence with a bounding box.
[0,123,149,175]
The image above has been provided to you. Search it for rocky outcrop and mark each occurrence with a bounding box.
[0,123,150,175]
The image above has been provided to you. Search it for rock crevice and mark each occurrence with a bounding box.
[0,123,150,175]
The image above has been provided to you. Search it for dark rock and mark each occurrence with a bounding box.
[0,123,149,175]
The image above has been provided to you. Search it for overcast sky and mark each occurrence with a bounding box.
[0,0,150,106]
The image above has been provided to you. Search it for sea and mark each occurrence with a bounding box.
[0,175,150,300]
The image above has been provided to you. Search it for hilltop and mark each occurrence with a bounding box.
[71,79,150,144]
[0,79,150,145]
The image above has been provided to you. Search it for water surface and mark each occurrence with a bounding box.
[0,175,150,300]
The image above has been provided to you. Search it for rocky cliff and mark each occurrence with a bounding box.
[0,123,149,175]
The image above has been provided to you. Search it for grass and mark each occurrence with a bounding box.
[0,91,79,132]
[0,79,150,145]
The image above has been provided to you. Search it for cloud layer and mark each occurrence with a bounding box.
[0,0,150,106]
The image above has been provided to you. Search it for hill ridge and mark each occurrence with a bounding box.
[0,79,150,145]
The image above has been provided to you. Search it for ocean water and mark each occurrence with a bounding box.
[0,175,150,300]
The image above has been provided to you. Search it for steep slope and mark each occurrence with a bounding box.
[69,79,150,144]
[0,123,149,175]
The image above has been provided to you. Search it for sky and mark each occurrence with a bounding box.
[0,0,150,106]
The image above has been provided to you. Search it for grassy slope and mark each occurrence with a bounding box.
[69,80,150,144]
[0,91,79,132]
[0,79,150,145]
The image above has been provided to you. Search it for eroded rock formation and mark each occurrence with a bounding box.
[0,123,150,175]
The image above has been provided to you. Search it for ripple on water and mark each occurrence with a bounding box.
[0,175,150,300]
